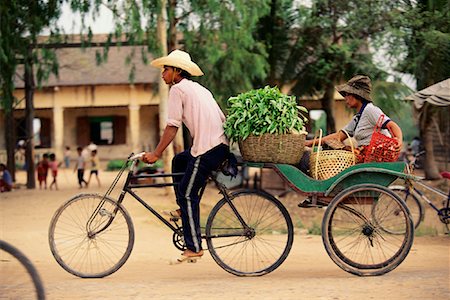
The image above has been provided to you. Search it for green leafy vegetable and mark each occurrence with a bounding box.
[224,86,308,143]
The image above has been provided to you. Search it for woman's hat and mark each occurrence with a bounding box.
[150,49,204,76]
[336,75,372,102]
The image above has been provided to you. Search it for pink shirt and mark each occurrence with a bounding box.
[167,79,228,156]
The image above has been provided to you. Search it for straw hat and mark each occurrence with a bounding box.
[150,49,204,76]
[336,75,372,102]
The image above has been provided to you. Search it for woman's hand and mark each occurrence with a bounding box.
[393,137,403,152]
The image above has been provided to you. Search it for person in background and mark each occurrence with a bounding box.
[142,49,229,263]
[48,153,62,190]
[410,136,422,156]
[87,149,101,187]
[36,153,49,190]
[74,146,88,188]
[63,146,71,168]
[0,163,13,192]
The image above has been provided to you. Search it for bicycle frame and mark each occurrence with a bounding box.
[87,156,250,240]
[406,178,450,221]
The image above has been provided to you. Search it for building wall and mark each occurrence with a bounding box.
[0,84,161,163]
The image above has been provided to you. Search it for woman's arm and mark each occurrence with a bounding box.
[304,130,348,147]
[386,121,403,151]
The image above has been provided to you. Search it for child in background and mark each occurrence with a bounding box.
[63,146,71,168]
[37,153,49,189]
[0,163,13,192]
[87,149,101,187]
[74,146,88,188]
[48,153,62,190]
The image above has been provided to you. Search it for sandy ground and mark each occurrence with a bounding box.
[1,169,449,300]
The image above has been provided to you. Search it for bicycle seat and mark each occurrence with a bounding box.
[440,171,450,180]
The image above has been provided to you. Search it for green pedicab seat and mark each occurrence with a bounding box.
[248,161,410,198]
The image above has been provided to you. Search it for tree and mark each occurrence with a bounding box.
[383,0,450,178]
[0,0,62,187]
[255,0,403,133]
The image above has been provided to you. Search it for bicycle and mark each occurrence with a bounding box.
[0,240,46,300]
[48,153,294,278]
[390,151,449,232]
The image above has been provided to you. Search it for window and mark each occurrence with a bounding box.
[16,117,51,148]
[77,116,126,146]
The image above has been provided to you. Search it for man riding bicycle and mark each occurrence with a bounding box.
[142,50,229,263]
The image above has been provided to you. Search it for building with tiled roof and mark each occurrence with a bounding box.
[2,45,163,162]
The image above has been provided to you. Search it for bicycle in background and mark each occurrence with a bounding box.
[0,240,45,300]
[390,151,449,233]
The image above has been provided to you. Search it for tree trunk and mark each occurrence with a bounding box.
[419,103,441,179]
[167,0,178,52]
[24,49,36,189]
[157,0,175,195]
[4,109,16,182]
[167,0,184,152]
[321,83,336,134]
[266,0,278,86]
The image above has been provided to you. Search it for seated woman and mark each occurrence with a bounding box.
[301,75,403,171]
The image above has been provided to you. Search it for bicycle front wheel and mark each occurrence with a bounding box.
[205,190,294,276]
[0,240,45,300]
[48,193,134,278]
[322,184,414,276]
[389,185,424,229]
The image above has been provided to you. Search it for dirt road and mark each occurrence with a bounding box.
[1,170,449,299]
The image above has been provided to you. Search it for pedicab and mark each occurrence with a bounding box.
[241,160,415,276]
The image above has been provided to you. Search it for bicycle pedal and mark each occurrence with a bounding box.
[170,217,181,222]
[298,198,313,208]
[169,256,201,265]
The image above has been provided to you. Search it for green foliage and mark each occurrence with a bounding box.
[106,159,163,171]
[383,0,450,89]
[181,0,271,106]
[307,221,322,235]
[223,86,308,143]
[0,0,62,111]
[282,0,395,96]
[106,159,127,171]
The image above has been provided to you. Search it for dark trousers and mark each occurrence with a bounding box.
[77,169,87,186]
[172,144,229,252]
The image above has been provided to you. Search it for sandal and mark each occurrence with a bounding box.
[169,250,204,265]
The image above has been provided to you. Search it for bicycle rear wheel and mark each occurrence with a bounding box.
[322,184,414,276]
[205,190,293,276]
[49,193,134,278]
[389,185,424,229]
[0,240,45,300]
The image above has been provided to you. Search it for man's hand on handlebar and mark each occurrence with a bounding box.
[142,152,159,164]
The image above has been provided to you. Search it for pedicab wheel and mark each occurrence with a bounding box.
[48,193,135,278]
[322,184,414,276]
[205,190,294,276]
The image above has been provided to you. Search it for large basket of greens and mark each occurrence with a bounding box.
[224,86,308,164]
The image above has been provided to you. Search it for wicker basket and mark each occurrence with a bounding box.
[310,129,356,180]
[238,133,306,164]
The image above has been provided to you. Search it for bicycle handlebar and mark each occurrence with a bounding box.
[128,152,146,161]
